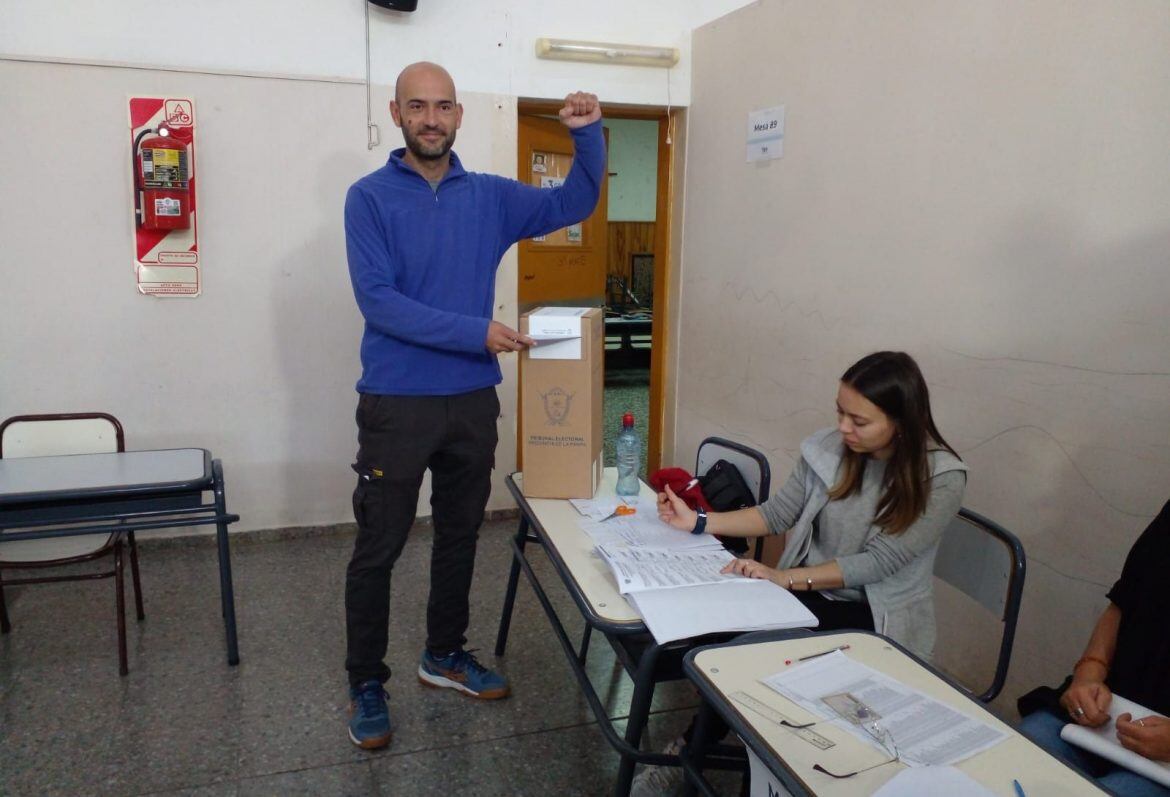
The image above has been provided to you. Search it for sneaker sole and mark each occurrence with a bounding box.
[347,704,393,750]
[347,726,393,750]
[417,666,510,700]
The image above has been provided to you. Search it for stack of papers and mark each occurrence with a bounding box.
[589,540,817,644]
[762,651,1008,767]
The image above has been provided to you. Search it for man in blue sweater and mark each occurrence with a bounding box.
[343,61,604,749]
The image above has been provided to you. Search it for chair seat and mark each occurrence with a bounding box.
[0,532,116,564]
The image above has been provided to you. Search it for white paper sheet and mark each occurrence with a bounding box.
[871,767,996,797]
[596,545,749,593]
[762,652,1008,767]
[746,744,794,797]
[1060,694,1170,788]
[528,306,588,360]
[629,579,817,644]
[580,516,723,552]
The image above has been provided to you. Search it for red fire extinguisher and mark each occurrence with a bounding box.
[134,125,191,230]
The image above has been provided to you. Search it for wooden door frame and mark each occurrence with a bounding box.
[517,100,677,473]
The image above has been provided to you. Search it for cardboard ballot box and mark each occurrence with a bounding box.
[520,306,604,499]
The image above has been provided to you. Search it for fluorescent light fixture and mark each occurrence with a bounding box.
[535,37,679,68]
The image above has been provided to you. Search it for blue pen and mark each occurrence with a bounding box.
[1013,779,1027,797]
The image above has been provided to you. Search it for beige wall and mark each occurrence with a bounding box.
[681,0,1170,711]
[0,60,522,530]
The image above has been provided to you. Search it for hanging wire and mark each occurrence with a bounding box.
[364,1,381,150]
[664,66,673,145]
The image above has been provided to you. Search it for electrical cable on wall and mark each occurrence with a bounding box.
[364,0,380,150]
[664,67,672,145]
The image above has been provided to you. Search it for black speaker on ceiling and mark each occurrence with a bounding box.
[369,0,417,10]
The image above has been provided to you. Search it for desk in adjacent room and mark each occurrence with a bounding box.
[0,448,241,665]
[681,630,1107,796]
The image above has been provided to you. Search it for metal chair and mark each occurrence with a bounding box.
[933,507,1026,702]
[0,413,145,676]
[696,436,771,561]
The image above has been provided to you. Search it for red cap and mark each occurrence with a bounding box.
[622,412,634,429]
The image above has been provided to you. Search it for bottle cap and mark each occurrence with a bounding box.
[622,412,634,429]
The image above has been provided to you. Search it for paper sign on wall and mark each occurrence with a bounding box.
[747,105,785,162]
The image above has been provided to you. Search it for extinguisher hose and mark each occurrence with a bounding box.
[132,128,155,224]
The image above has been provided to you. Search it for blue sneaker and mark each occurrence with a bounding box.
[418,648,510,700]
[347,679,392,749]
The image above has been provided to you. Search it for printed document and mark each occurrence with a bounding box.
[580,516,723,552]
[596,546,747,593]
[762,652,1008,766]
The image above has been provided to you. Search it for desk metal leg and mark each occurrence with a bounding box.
[680,700,719,797]
[578,625,593,665]
[615,642,663,797]
[494,514,530,657]
[212,460,240,666]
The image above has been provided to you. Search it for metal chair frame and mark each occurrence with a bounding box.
[933,506,1027,703]
[0,413,145,676]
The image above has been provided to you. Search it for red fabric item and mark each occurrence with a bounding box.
[647,467,713,512]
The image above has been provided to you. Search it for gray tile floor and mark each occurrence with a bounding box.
[0,520,739,796]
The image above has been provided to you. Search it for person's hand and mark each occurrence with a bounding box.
[657,484,697,532]
[486,320,535,354]
[721,557,779,584]
[558,92,602,129]
[1115,714,1170,762]
[1061,677,1113,728]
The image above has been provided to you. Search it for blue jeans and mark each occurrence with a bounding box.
[1019,709,1170,797]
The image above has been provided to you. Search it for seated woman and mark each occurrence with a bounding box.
[632,351,966,797]
[658,350,966,658]
[1017,501,1170,797]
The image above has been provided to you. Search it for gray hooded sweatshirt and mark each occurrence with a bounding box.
[758,427,967,659]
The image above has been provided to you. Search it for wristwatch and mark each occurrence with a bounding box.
[691,508,708,535]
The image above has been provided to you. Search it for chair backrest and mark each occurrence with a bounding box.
[933,507,1026,703]
[0,413,125,458]
[695,437,772,561]
[695,437,771,507]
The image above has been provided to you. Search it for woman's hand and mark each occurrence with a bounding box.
[1116,714,1170,762]
[1060,677,1113,728]
[720,557,779,585]
[657,484,698,532]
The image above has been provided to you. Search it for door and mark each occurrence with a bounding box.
[516,115,609,308]
[516,115,609,469]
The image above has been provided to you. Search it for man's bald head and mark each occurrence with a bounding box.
[389,61,463,167]
[394,62,456,106]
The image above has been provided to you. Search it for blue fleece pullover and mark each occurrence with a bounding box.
[344,119,605,395]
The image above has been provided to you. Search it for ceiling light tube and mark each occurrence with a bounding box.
[535,37,680,68]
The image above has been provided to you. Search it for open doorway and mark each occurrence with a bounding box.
[516,102,676,478]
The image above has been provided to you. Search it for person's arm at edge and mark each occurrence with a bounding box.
[1060,604,1121,728]
[345,185,489,354]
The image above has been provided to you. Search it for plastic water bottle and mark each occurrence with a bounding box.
[615,412,640,496]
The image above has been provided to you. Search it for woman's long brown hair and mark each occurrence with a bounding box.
[826,351,959,534]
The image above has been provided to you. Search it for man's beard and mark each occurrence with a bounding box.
[403,125,456,161]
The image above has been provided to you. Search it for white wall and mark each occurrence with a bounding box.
[0,60,522,530]
[0,1,755,531]
[0,0,755,105]
[681,0,1170,710]
[606,119,660,222]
